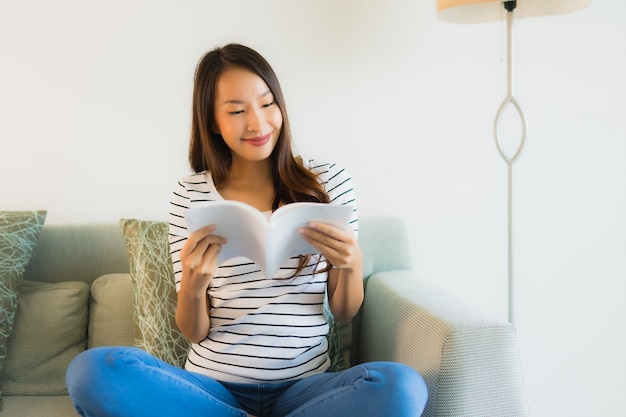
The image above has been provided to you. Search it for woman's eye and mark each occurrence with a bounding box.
[262,101,275,108]
[228,110,244,115]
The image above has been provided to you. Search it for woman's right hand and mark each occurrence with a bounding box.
[176,224,227,343]
[179,224,227,295]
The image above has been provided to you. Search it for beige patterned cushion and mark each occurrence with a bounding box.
[120,219,190,367]
[0,210,46,409]
[88,274,134,348]
[1,280,88,395]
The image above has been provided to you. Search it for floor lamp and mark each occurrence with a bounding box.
[436,0,590,324]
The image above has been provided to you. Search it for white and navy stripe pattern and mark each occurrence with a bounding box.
[169,159,358,383]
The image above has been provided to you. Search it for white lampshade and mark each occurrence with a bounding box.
[437,0,591,23]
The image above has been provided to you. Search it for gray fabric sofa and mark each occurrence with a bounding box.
[2,217,530,416]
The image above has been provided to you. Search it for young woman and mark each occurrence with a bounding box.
[66,43,427,417]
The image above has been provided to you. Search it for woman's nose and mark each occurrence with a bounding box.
[247,109,263,133]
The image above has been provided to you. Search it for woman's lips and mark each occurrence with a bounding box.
[243,133,271,146]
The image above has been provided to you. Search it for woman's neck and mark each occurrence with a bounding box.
[229,158,272,181]
[220,159,276,211]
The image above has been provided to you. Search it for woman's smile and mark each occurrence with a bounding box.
[243,133,271,146]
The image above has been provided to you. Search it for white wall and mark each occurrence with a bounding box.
[1,1,624,415]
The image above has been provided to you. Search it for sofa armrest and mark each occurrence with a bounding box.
[358,271,530,417]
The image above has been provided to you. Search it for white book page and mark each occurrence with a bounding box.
[265,202,354,277]
[185,201,267,273]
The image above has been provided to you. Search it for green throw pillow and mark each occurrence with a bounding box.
[120,219,190,368]
[0,210,46,409]
[324,300,349,371]
[1,280,88,395]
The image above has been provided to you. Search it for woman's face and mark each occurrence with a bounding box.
[213,67,283,164]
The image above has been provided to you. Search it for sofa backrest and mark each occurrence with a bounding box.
[23,223,130,285]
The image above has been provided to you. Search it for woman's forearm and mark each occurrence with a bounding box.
[176,288,211,344]
[328,257,364,323]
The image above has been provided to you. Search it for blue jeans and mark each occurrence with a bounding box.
[66,347,428,417]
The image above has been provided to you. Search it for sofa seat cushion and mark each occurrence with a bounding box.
[1,280,88,395]
[0,395,77,417]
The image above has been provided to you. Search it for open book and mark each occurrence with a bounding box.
[184,201,354,277]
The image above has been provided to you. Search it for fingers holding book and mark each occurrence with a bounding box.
[298,222,361,271]
[180,224,228,292]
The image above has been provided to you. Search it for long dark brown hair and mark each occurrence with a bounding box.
[189,43,330,274]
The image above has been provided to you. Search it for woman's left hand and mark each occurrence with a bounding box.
[298,222,362,272]
[299,222,364,322]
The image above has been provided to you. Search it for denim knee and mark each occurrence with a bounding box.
[360,361,428,415]
[273,361,428,417]
[66,347,130,399]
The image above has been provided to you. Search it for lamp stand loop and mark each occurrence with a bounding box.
[494,7,528,325]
